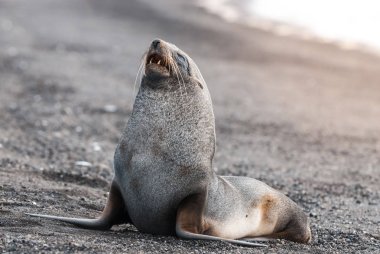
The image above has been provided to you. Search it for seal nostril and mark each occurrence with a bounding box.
[152,40,160,49]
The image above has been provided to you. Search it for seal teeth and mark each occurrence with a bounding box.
[146,54,169,71]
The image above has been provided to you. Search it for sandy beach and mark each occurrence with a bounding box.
[0,0,379,252]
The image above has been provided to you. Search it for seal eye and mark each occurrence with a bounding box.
[177,53,186,62]
[176,53,189,72]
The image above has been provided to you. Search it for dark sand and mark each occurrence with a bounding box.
[0,0,379,253]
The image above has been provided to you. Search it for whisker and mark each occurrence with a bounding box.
[134,55,146,98]
[174,62,186,97]
[171,61,182,97]
[175,62,187,97]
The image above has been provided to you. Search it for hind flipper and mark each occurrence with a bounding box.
[176,194,267,247]
[26,180,130,230]
[176,225,267,247]
[239,237,273,242]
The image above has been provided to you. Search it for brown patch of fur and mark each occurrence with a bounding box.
[259,194,277,224]
[176,193,208,234]
[202,220,217,236]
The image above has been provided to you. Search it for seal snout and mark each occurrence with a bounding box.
[148,39,165,54]
[145,39,171,77]
[151,39,161,49]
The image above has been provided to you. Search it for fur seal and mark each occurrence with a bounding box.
[27,39,311,246]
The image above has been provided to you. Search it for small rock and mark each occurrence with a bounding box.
[310,212,317,218]
[75,161,92,167]
[75,126,83,133]
[92,142,102,152]
[103,104,118,113]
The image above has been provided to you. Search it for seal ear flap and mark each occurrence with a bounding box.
[193,78,203,89]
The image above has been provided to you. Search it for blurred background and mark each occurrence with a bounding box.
[1,0,379,252]
[201,0,380,51]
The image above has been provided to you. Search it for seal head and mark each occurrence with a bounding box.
[143,39,204,90]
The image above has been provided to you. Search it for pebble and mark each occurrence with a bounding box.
[75,126,83,133]
[75,161,92,167]
[92,142,102,152]
[103,104,118,113]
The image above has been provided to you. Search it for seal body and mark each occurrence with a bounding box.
[114,77,215,235]
[112,39,216,235]
[27,39,311,246]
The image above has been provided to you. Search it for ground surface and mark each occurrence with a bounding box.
[0,0,379,253]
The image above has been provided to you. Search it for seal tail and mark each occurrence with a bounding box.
[26,181,129,230]
[176,225,267,247]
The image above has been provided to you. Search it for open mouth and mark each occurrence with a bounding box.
[146,53,170,74]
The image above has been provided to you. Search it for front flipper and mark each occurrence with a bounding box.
[176,194,267,248]
[26,180,131,230]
